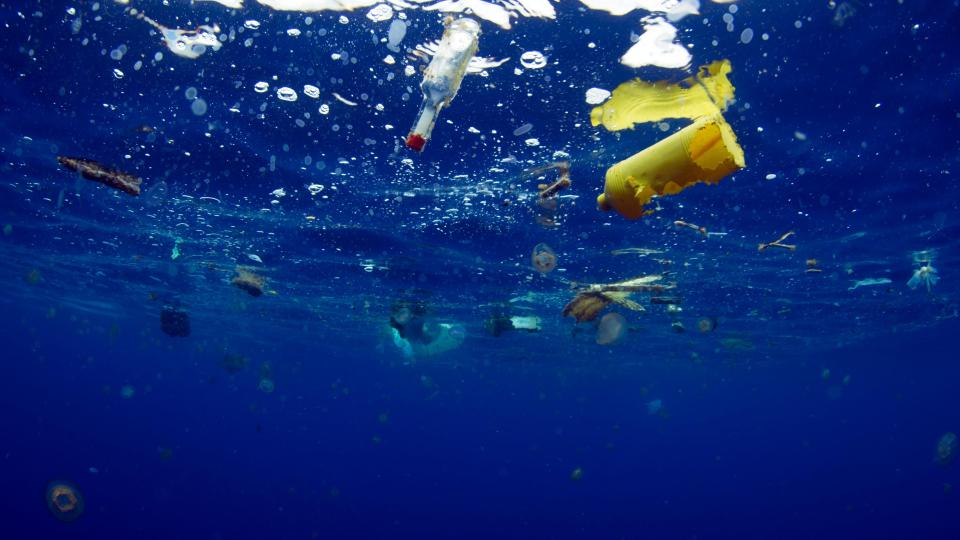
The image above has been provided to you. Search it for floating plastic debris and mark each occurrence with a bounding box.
[585,87,611,105]
[409,41,509,74]
[57,156,142,196]
[591,60,735,131]
[196,0,244,8]
[405,17,481,152]
[621,17,690,69]
[758,231,796,252]
[674,220,708,237]
[387,19,407,51]
[597,114,744,219]
[563,275,671,322]
[366,3,393,21]
[332,92,358,106]
[848,278,891,291]
[131,11,223,60]
[256,0,379,11]
[579,0,698,20]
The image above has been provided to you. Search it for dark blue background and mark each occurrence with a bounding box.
[1,0,959,538]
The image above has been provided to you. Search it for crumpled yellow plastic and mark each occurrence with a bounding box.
[590,60,735,131]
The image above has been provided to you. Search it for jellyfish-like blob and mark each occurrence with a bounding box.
[907,264,939,292]
[697,317,717,333]
[596,312,626,345]
[936,432,957,467]
[46,481,84,522]
[531,243,557,273]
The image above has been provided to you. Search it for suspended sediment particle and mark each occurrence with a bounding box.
[56,156,142,196]
[590,60,735,132]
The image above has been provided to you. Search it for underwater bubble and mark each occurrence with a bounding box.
[244,20,260,30]
[303,84,320,99]
[520,51,547,69]
[740,28,754,44]
[254,81,269,93]
[276,87,298,102]
[185,87,198,100]
[258,378,275,393]
[367,4,393,22]
[112,68,124,79]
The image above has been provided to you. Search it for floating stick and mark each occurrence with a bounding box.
[758,231,796,252]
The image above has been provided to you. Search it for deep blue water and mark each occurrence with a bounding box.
[1,0,959,538]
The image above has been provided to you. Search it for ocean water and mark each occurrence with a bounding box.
[1,0,959,538]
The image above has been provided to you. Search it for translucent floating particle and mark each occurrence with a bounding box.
[254,81,269,93]
[936,432,957,467]
[519,50,547,69]
[513,123,533,136]
[276,87,298,102]
[46,481,84,522]
[531,243,557,273]
[244,20,260,30]
[366,3,393,22]
[596,312,626,345]
[303,84,320,98]
[585,87,611,105]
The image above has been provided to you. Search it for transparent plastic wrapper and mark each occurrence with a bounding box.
[405,17,481,152]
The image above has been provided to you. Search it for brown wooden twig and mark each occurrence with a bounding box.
[758,231,796,252]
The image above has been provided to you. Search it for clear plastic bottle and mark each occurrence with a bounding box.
[405,17,481,152]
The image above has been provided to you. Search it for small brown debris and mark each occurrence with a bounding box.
[57,156,142,196]
[674,220,708,237]
[758,231,796,252]
[562,275,673,322]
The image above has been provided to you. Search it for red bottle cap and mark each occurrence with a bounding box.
[405,134,426,152]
